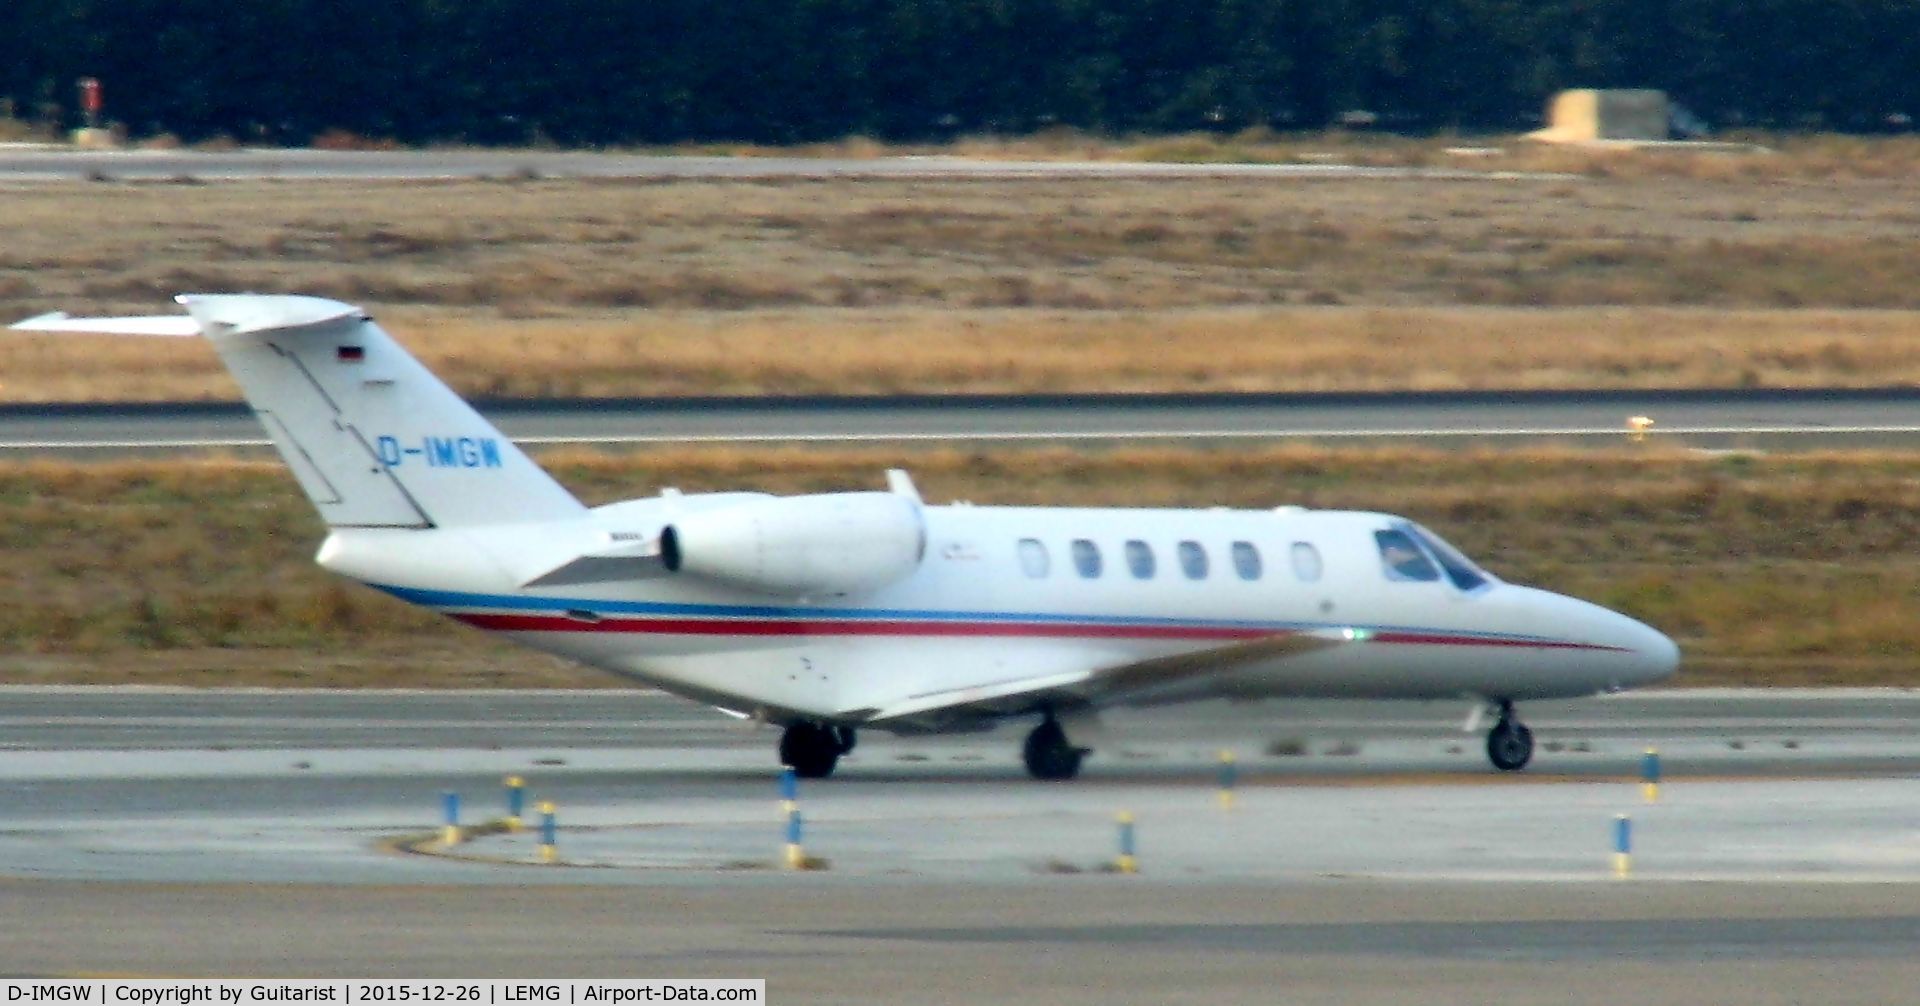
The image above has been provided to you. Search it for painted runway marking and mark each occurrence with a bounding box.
[7,423,1920,452]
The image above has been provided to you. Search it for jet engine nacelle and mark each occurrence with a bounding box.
[659,492,926,596]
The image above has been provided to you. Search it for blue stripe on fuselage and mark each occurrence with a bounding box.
[369,583,1570,645]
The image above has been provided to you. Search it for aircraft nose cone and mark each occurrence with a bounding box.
[1516,586,1680,690]
[1616,615,1681,686]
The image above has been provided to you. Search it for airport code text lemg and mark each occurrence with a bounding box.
[2,984,762,1005]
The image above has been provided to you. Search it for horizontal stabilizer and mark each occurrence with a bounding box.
[178,294,362,337]
[15,294,588,529]
[10,296,363,339]
[9,312,199,337]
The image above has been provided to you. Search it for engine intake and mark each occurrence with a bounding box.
[660,492,926,596]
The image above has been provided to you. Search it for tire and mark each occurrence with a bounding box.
[1486,722,1534,771]
[1023,720,1086,781]
[780,723,840,779]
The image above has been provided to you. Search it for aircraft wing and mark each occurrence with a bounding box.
[849,629,1346,729]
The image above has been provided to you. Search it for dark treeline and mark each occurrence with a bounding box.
[4,0,1918,145]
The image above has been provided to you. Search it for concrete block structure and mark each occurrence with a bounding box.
[1532,89,1671,143]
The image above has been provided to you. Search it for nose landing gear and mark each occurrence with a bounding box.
[1485,699,1534,771]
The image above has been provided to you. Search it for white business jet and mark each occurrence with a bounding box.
[14,295,1677,778]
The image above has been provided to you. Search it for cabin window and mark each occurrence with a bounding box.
[1018,538,1050,579]
[1231,541,1263,581]
[1071,539,1103,579]
[1125,540,1156,579]
[1177,540,1208,580]
[1375,528,1441,582]
[1290,542,1323,582]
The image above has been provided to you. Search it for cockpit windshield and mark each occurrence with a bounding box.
[1407,522,1493,592]
[1374,528,1440,582]
[1374,522,1493,592]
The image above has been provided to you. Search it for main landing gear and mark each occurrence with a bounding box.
[780,722,856,778]
[1022,714,1088,781]
[1485,699,1534,772]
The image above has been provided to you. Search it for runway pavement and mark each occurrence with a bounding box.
[4,686,1919,996]
[6,387,1920,454]
[2,686,1919,881]
[4,686,1918,760]
[7,878,1920,1002]
[8,877,1919,1002]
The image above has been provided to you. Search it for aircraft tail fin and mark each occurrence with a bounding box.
[14,295,586,529]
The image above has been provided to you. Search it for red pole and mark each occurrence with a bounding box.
[78,78,102,129]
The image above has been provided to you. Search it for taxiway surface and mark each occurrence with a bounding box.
[6,388,1920,454]
[4,687,1919,999]
[0,147,1571,183]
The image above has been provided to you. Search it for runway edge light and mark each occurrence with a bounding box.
[505,775,525,831]
[441,790,461,846]
[539,801,558,864]
[784,808,805,869]
[1115,811,1138,874]
[1217,750,1237,811]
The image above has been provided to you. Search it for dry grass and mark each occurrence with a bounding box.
[5,444,1920,688]
[12,308,1920,401]
[708,129,1920,182]
[0,118,45,142]
[3,170,1920,399]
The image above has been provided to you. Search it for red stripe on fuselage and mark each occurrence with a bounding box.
[1368,631,1622,652]
[453,612,1273,641]
[448,612,1621,650]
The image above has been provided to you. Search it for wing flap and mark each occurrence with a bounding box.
[849,668,1095,724]
[1083,630,1344,692]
